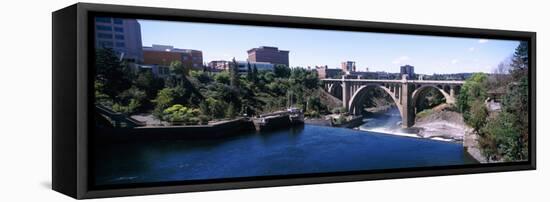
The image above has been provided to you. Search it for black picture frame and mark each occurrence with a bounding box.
[52,3,536,199]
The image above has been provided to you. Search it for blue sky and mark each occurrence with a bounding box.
[138,19,520,74]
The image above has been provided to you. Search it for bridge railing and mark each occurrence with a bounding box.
[321,78,465,85]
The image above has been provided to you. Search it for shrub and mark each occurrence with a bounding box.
[162,104,202,125]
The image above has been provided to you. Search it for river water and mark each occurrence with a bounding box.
[359,107,425,139]
[94,121,477,186]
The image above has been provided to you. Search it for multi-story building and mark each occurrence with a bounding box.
[341,61,356,74]
[235,61,274,73]
[208,60,230,71]
[400,64,415,79]
[208,60,275,73]
[135,64,170,78]
[348,71,380,79]
[316,65,342,79]
[95,17,143,63]
[423,73,472,81]
[375,71,390,79]
[142,45,203,77]
[247,46,290,67]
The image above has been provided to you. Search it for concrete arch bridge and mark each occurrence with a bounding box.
[322,76,464,128]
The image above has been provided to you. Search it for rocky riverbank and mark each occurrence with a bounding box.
[413,104,488,163]
[413,108,467,142]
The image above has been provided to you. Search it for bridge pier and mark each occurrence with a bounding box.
[342,80,350,109]
[400,80,414,128]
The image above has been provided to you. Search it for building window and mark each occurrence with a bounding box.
[96,25,112,31]
[97,33,112,39]
[114,35,125,40]
[98,41,113,48]
[95,17,111,23]
[114,27,124,32]
[161,67,169,75]
[115,42,125,47]
[113,18,123,24]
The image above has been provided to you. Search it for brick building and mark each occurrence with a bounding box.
[142,44,203,70]
[316,65,342,79]
[247,46,289,67]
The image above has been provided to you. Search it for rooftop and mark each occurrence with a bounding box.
[247,46,289,53]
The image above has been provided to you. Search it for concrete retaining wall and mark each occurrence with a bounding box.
[95,118,256,143]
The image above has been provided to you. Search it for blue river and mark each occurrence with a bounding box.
[94,124,477,185]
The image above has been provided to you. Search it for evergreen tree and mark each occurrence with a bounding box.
[95,48,132,99]
[252,64,259,84]
[274,64,291,78]
[246,61,253,81]
[229,58,240,88]
[510,41,528,80]
[511,41,528,75]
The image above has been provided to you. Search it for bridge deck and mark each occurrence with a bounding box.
[321,78,465,85]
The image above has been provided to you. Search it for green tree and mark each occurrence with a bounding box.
[94,80,112,106]
[306,96,324,116]
[246,61,253,81]
[169,60,190,78]
[113,86,146,114]
[274,64,291,78]
[457,73,488,115]
[134,70,165,108]
[481,42,530,161]
[190,70,213,84]
[214,71,230,85]
[152,87,185,119]
[466,42,530,162]
[466,100,488,133]
[510,41,528,80]
[95,48,132,99]
[504,41,529,138]
[168,61,189,87]
[225,102,236,118]
[200,97,227,119]
[252,64,259,84]
[457,73,490,134]
[482,112,523,161]
[162,104,204,125]
[229,58,240,88]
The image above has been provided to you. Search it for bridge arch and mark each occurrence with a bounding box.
[321,78,464,128]
[411,84,452,113]
[328,83,343,99]
[348,84,404,119]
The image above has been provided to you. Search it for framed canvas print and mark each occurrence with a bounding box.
[52,3,536,199]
